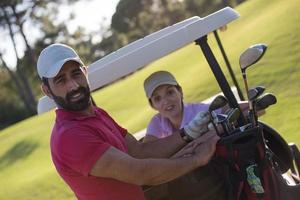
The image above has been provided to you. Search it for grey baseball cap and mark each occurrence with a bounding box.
[37,43,84,79]
[144,71,179,98]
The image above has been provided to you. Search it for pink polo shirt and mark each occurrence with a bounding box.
[50,106,144,200]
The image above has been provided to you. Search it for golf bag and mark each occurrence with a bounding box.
[213,123,300,200]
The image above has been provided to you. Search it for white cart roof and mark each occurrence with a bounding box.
[37,7,239,114]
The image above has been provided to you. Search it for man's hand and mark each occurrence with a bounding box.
[193,133,219,166]
[172,132,219,162]
[183,111,211,139]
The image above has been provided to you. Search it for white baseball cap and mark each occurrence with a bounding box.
[37,43,84,79]
[144,71,179,98]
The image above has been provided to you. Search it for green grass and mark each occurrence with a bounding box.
[0,0,300,199]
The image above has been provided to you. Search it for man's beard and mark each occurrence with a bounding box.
[51,86,92,111]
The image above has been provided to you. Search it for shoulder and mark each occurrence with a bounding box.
[185,103,209,112]
[146,114,167,138]
[94,107,113,119]
[94,106,127,136]
[148,113,163,128]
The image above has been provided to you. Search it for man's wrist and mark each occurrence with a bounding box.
[180,128,193,143]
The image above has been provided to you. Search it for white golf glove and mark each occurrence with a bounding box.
[208,122,217,131]
[183,111,211,139]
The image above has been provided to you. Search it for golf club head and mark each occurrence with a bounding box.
[226,108,240,124]
[209,95,228,112]
[248,88,258,101]
[289,143,300,174]
[239,43,268,72]
[216,114,227,123]
[248,86,265,101]
[250,43,268,54]
[255,85,266,95]
[256,93,277,111]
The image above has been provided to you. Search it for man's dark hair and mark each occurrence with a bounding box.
[42,77,49,86]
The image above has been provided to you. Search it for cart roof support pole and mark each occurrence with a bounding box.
[195,35,246,125]
[213,30,245,101]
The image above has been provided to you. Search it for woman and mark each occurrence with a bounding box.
[143,71,248,200]
[144,70,249,141]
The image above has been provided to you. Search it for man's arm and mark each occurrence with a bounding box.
[90,133,219,186]
[143,134,159,143]
[125,130,186,159]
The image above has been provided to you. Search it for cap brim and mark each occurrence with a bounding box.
[43,57,83,78]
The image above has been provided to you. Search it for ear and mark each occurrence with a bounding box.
[41,84,53,99]
[81,66,88,75]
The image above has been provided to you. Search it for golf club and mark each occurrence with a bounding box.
[225,108,240,132]
[215,113,229,135]
[209,95,228,135]
[209,95,228,111]
[239,43,267,127]
[289,143,300,179]
[255,93,277,111]
[248,86,266,122]
[248,86,265,101]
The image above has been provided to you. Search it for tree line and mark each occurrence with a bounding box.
[0,0,246,130]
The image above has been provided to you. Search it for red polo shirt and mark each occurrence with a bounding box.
[50,106,144,200]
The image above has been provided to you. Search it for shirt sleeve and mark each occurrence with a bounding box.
[194,103,209,112]
[57,126,110,177]
[99,108,128,137]
[146,115,164,138]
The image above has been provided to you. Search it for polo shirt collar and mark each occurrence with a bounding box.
[55,106,98,121]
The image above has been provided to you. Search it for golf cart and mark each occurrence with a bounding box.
[37,7,300,200]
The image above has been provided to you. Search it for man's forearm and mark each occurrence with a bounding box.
[91,133,218,186]
[127,131,186,159]
[136,156,198,185]
[91,146,199,186]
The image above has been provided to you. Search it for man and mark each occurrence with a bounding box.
[37,43,219,200]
